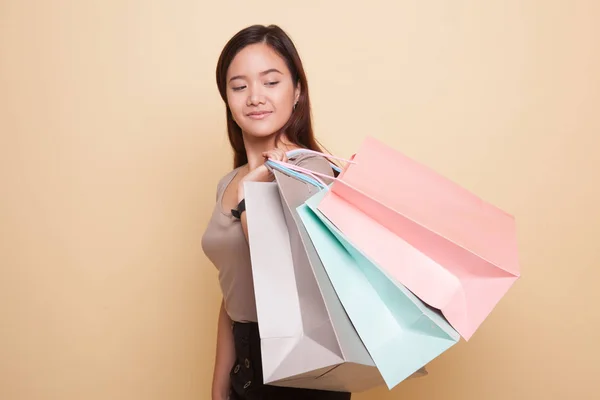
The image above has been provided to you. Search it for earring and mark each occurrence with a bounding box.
[293,102,298,111]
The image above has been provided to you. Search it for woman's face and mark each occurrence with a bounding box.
[226,43,299,140]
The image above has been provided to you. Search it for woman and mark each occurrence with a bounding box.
[201,25,351,400]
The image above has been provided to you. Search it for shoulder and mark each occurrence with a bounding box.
[217,166,241,186]
[214,166,243,200]
[287,151,335,177]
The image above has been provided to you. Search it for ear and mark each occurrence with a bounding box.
[294,81,301,103]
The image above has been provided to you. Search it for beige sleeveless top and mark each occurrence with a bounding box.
[201,152,335,322]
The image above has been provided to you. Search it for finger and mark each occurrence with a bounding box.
[270,148,286,162]
[276,148,288,162]
[263,149,284,162]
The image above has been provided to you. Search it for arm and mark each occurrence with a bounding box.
[212,299,236,400]
[237,180,250,241]
[236,162,273,242]
[235,152,334,241]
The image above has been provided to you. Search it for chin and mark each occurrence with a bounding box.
[241,122,285,140]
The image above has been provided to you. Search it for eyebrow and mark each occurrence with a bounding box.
[228,68,283,83]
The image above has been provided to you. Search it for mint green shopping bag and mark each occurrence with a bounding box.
[297,190,460,390]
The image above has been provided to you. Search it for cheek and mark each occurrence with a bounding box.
[227,96,245,120]
[272,88,294,109]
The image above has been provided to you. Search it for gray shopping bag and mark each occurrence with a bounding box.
[244,173,385,393]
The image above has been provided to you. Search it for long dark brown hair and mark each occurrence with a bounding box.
[215,24,328,168]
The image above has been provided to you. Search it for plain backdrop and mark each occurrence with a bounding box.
[1,1,599,399]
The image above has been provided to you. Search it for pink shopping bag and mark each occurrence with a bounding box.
[315,136,520,341]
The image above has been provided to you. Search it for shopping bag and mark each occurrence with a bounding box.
[296,188,459,390]
[315,136,521,340]
[244,175,385,393]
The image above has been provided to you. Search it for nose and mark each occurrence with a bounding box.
[246,83,266,106]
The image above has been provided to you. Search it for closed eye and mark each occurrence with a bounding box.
[265,81,280,86]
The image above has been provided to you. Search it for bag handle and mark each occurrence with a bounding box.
[285,148,356,164]
[285,148,356,174]
[266,159,330,188]
[266,159,353,191]
[264,148,355,190]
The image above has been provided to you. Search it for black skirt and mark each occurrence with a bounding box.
[229,322,352,400]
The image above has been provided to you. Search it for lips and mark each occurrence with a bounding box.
[247,111,272,120]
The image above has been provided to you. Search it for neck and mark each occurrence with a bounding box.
[242,132,297,170]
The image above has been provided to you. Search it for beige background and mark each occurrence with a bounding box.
[1,0,599,399]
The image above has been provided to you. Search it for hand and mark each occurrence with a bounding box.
[242,148,289,184]
[262,148,288,164]
[237,148,289,201]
